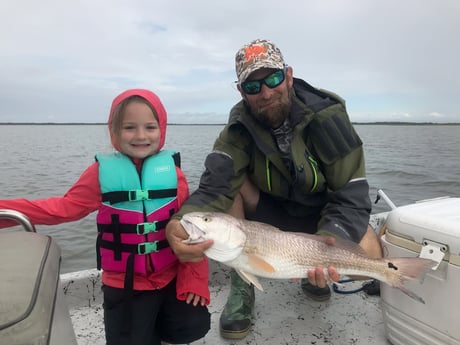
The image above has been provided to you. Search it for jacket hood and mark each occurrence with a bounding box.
[108,89,167,153]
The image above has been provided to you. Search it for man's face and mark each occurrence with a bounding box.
[238,66,294,129]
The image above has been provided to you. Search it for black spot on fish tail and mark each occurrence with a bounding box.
[388,262,398,270]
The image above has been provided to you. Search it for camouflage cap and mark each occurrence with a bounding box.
[235,39,286,84]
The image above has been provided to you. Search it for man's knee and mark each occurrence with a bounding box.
[359,226,383,259]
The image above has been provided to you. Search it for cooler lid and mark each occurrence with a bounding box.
[385,197,460,256]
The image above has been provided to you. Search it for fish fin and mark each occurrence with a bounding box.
[386,257,436,282]
[247,254,276,273]
[394,284,426,304]
[235,270,252,285]
[293,232,368,257]
[237,270,264,291]
[384,257,437,304]
[333,237,368,256]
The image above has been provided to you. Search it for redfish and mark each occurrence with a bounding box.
[181,212,436,303]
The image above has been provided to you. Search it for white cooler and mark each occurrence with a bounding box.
[380,197,460,345]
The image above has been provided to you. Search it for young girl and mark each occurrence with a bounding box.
[0,89,210,345]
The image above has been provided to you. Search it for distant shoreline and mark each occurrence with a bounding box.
[0,122,460,126]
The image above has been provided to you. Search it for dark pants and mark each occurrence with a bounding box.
[248,192,321,233]
[103,279,210,345]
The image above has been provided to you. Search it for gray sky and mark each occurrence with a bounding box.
[1,0,459,124]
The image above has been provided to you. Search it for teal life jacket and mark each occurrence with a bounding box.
[95,150,180,278]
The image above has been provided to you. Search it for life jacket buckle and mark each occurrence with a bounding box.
[137,241,158,255]
[136,222,158,235]
[129,189,149,201]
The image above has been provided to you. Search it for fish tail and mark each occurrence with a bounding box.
[384,257,436,304]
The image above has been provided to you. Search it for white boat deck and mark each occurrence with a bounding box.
[62,261,390,345]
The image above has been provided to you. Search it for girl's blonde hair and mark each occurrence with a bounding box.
[109,95,159,142]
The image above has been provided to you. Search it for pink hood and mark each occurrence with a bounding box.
[108,89,167,153]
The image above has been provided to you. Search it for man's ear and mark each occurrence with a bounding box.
[286,66,294,88]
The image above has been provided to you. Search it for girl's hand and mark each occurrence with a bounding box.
[185,292,207,306]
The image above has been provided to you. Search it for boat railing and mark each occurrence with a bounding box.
[0,209,36,232]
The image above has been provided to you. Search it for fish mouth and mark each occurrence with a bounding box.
[180,218,207,244]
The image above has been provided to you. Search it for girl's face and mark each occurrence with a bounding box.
[118,101,161,159]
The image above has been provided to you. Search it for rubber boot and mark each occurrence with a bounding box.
[362,279,380,296]
[219,270,255,339]
[300,278,331,301]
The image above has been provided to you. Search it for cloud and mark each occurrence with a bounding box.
[0,0,459,123]
[429,112,446,119]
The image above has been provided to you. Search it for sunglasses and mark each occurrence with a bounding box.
[240,69,286,95]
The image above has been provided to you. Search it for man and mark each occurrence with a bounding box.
[166,38,382,340]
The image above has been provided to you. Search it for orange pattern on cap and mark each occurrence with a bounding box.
[244,45,267,63]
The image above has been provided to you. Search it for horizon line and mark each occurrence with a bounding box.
[1,121,460,126]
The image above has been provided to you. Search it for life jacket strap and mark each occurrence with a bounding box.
[101,188,177,204]
[97,219,169,235]
[121,253,135,336]
[98,239,170,255]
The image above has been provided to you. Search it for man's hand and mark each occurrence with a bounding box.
[165,219,213,262]
[307,265,340,288]
[307,236,340,287]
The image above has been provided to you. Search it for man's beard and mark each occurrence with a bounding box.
[250,88,292,129]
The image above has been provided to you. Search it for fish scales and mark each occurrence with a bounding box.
[237,219,390,280]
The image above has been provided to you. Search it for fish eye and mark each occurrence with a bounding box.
[203,217,210,222]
